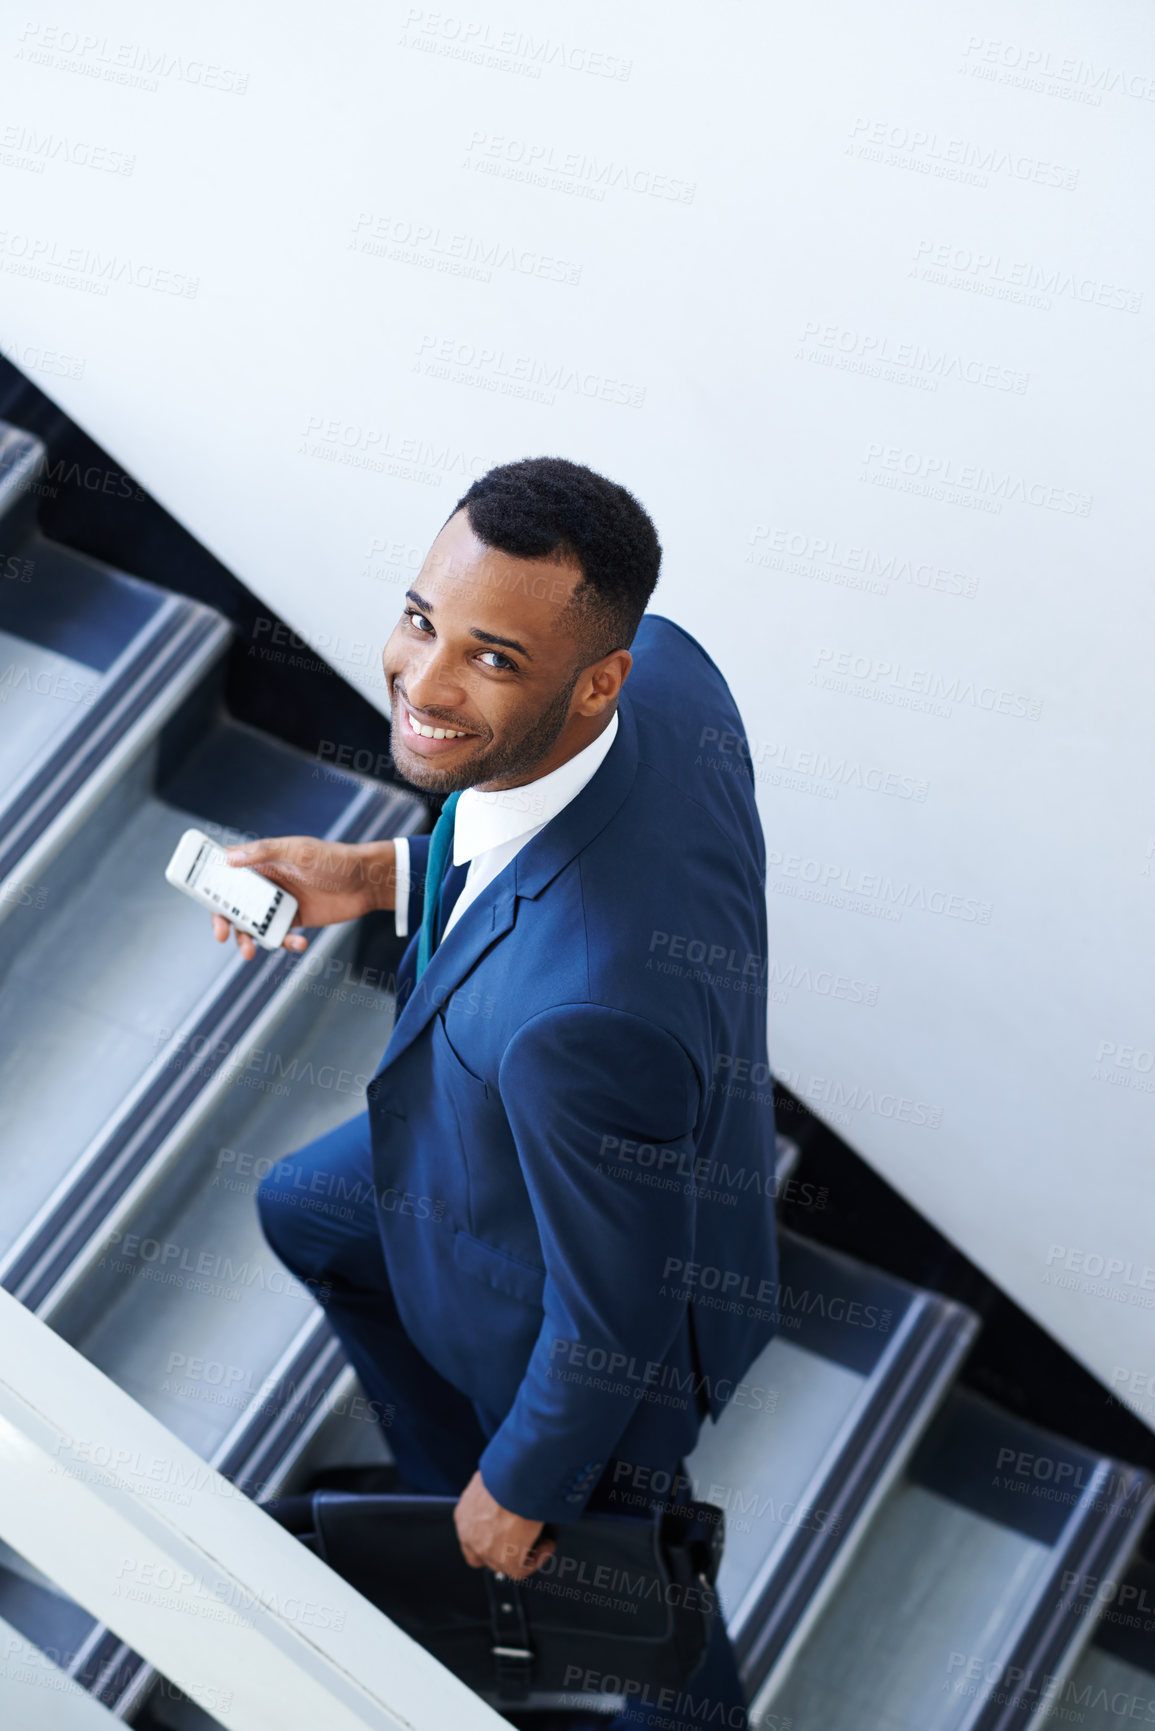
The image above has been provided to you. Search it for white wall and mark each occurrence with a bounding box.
[3,0,1153,1426]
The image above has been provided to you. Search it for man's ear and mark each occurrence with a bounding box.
[576,650,632,716]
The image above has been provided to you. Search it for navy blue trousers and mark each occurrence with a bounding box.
[257,1110,747,1731]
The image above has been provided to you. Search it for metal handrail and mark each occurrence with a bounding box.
[0,1285,505,1731]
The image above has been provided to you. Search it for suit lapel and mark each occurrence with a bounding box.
[378,878,519,1074]
[374,696,639,1078]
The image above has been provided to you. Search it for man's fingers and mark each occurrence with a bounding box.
[211,913,230,943]
[490,1536,555,1580]
[226,836,324,878]
[283,931,309,952]
[224,838,286,865]
[234,926,257,961]
[516,1536,556,1578]
[460,1542,484,1570]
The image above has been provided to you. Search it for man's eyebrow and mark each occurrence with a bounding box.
[405,590,532,661]
[470,627,531,660]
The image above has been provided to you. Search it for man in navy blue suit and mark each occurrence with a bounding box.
[214,459,777,1729]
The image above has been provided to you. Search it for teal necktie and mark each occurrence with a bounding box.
[415,791,461,980]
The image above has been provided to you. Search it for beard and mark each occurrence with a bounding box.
[389,665,582,796]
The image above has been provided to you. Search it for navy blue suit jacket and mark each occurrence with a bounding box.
[366,615,777,1523]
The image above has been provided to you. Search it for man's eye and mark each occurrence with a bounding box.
[477,649,516,671]
[405,610,433,634]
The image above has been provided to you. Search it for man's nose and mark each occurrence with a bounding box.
[403,649,466,713]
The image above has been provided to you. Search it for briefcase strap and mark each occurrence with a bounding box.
[484,1571,534,1700]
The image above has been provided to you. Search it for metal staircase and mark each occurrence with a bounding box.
[0,413,1151,1728]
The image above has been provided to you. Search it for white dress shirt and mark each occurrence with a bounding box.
[392,710,619,941]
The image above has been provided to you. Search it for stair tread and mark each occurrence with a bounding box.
[70,955,396,1459]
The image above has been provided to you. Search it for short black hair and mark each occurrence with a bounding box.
[452,456,661,662]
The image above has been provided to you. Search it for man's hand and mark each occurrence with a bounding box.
[210,836,398,961]
[454,1470,555,1579]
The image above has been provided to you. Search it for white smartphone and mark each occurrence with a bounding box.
[164,827,299,951]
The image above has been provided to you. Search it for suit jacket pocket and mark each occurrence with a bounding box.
[452,1229,546,1307]
[433,1012,489,1096]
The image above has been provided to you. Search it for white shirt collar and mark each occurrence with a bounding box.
[453,710,619,866]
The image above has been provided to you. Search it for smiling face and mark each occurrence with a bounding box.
[382,509,630,795]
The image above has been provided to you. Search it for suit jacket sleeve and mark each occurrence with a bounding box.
[403,832,431,934]
[479,1002,701,1524]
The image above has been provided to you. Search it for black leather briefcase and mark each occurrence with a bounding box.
[270,1489,724,1710]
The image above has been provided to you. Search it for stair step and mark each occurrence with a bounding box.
[52,926,396,1461]
[754,1387,1152,1730]
[1046,1554,1155,1728]
[684,1228,978,1705]
[0,677,423,1311]
[0,472,428,1720]
[0,424,231,903]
